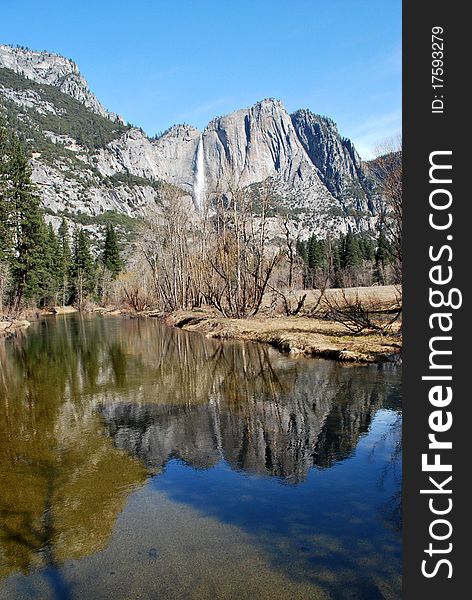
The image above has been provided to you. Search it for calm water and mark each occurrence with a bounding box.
[0,315,402,600]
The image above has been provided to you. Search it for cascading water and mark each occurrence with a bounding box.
[193,134,205,211]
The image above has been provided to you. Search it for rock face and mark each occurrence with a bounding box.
[291,109,373,211]
[198,98,376,234]
[201,100,337,210]
[0,45,380,237]
[95,128,161,180]
[203,99,308,189]
[0,44,118,120]
[152,124,201,191]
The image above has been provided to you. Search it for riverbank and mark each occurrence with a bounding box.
[163,309,401,364]
[159,285,402,364]
[0,319,30,338]
[2,287,402,363]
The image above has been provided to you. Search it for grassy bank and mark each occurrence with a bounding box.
[164,310,401,363]
[158,286,402,364]
[0,319,30,339]
[1,286,402,363]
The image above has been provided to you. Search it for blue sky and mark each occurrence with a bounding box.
[1,0,401,158]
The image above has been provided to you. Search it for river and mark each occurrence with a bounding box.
[0,314,401,599]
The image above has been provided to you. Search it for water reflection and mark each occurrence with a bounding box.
[0,320,148,583]
[99,359,399,484]
[0,314,402,599]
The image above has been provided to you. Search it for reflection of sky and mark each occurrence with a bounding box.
[0,410,401,600]
[0,314,402,600]
[147,409,402,597]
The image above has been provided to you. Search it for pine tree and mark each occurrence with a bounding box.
[332,242,343,288]
[296,239,307,263]
[314,240,327,269]
[102,224,123,278]
[41,223,62,306]
[359,234,375,261]
[7,137,48,313]
[71,228,96,309]
[0,121,12,313]
[342,232,362,269]
[57,218,72,306]
[0,122,11,258]
[307,235,318,269]
[375,232,391,285]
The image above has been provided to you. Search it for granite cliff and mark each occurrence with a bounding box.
[0,45,380,238]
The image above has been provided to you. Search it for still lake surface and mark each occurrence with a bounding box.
[0,314,401,600]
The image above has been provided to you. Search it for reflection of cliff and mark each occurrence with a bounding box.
[0,314,401,582]
[99,364,400,484]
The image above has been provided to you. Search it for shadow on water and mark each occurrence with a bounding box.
[0,314,401,599]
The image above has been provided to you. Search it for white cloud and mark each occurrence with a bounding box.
[349,109,401,159]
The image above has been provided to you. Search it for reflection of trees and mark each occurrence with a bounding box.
[0,319,147,583]
[93,320,401,484]
[0,314,402,587]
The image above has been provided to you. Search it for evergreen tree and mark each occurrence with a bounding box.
[102,224,123,278]
[342,232,362,269]
[296,239,307,263]
[313,240,327,269]
[0,122,11,259]
[41,223,62,306]
[57,218,72,306]
[359,234,375,261]
[0,122,12,313]
[307,234,316,269]
[71,228,96,308]
[375,231,391,285]
[332,242,343,288]
[7,137,48,312]
[307,235,328,271]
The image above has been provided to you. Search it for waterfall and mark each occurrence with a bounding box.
[193,134,205,211]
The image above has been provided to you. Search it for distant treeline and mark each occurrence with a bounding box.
[296,231,396,289]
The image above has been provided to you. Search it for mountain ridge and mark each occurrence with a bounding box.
[0,45,381,239]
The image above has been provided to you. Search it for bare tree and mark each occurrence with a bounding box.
[322,289,402,334]
[372,135,402,284]
[203,177,280,318]
[281,214,300,290]
[138,184,204,311]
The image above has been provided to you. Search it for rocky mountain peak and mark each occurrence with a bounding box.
[1,45,380,237]
[156,123,200,141]
[0,44,79,79]
[253,97,286,113]
[152,124,201,191]
[0,44,118,121]
[290,108,367,202]
[202,97,307,189]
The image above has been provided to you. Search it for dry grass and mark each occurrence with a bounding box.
[165,286,402,364]
[0,319,30,338]
[268,284,401,313]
